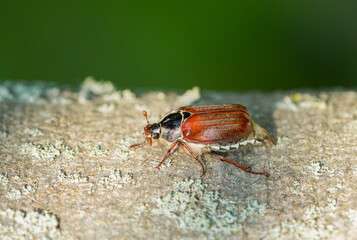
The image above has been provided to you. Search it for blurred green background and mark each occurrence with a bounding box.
[1,1,356,91]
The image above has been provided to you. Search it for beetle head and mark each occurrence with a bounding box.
[145,123,161,140]
[131,111,161,148]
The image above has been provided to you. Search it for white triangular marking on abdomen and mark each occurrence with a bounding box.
[211,145,220,151]
[231,143,239,149]
[220,145,230,150]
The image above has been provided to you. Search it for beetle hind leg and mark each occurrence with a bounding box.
[213,153,269,177]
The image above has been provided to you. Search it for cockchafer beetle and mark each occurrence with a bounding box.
[131,104,275,177]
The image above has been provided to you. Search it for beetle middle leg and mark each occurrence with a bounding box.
[156,140,206,176]
[213,153,269,177]
[179,141,205,176]
[156,141,180,170]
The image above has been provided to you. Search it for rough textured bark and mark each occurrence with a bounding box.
[1,77,357,239]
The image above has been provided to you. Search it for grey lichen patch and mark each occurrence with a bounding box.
[113,138,132,162]
[0,172,9,186]
[0,81,46,104]
[343,208,357,237]
[45,87,74,105]
[276,93,327,111]
[7,184,37,200]
[304,161,335,180]
[0,209,71,240]
[276,136,293,145]
[80,77,115,95]
[266,204,338,240]
[290,93,327,109]
[1,173,37,199]
[97,103,115,113]
[24,128,44,137]
[0,131,7,140]
[346,119,357,131]
[0,81,74,105]
[21,184,37,196]
[87,142,109,158]
[57,170,89,184]
[78,76,136,104]
[6,188,22,199]
[155,157,175,170]
[20,139,78,163]
[56,170,94,194]
[98,169,133,190]
[0,84,12,102]
[154,179,267,239]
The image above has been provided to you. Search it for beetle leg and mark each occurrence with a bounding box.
[179,141,205,177]
[130,137,152,148]
[213,153,269,177]
[156,141,180,170]
[130,141,147,148]
[156,140,205,177]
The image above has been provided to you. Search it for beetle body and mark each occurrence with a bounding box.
[131,104,275,177]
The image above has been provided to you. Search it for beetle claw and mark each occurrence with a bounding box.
[200,169,206,177]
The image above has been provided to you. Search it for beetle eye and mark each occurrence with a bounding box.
[153,133,160,139]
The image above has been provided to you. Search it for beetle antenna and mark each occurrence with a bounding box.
[142,111,150,124]
[130,111,153,148]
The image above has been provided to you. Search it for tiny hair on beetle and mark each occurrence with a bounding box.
[131,104,275,177]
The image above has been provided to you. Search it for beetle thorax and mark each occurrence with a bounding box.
[159,112,183,142]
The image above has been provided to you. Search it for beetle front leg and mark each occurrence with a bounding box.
[130,137,152,148]
[213,153,269,177]
[156,141,180,170]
